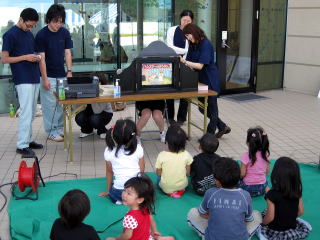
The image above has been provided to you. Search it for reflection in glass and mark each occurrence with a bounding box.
[226,0,252,90]
[59,0,118,71]
[120,0,172,67]
[256,0,287,90]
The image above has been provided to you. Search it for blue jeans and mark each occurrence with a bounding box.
[40,77,63,136]
[238,180,268,197]
[109,186,123,203]
[15,83,40,149]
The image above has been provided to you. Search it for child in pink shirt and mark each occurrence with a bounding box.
[239,126,270,196]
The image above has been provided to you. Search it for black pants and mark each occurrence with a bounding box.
[166,99,188,122]
[198,96,226,134]
[75,104,113,135]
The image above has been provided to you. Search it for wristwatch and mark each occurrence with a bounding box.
[67,69,72,72]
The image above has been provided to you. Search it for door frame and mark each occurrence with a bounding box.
[216,0,260,95]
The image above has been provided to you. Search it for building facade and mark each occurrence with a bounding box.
[0,0,289,112]
[284,0,320,95]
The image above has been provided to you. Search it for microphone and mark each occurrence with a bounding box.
[116,69,123,75]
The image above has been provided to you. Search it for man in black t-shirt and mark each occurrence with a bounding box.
[35,4,73,142]
[2,8,43,157]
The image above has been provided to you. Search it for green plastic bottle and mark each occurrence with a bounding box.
[9,104,15,118]
[58,79,66,100]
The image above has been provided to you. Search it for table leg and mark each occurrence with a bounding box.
[187,99,191,139]
[203,96,208,134]
[63,105,67,150]
[67,105,73,162]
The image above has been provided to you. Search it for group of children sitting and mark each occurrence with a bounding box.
[50,119,312,240]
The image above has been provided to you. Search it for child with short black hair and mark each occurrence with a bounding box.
[107,174,174,240]
[50,189,100,240]
[239,126,270,197]
[187,157,261,240]
[99,119,145,204]
[155,124,193,198]
[190,133,220,195]
[258,157,312,239]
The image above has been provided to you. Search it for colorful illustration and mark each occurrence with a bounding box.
[141,63,172,86]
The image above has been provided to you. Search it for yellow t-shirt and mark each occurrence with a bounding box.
[155,150,193,194]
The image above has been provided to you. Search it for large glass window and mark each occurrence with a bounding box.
[120,0,172,68]
[175,0,217,44]
[58,0,118,72]
[256,0,287,90]
[0,0,52,76]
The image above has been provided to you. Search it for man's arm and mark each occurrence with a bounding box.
[65,49,72,77]
[1,51,39,64]
[38,52,51,90]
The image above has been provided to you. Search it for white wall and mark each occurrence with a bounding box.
[284,0,320,95]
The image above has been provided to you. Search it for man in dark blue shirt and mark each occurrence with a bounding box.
[35,4,73,142]
[2,8,43,157]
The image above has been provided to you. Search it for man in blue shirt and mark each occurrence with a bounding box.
[2,8,43,157]
[35,4,73,142]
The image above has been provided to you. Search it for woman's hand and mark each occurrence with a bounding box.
[98,191,109,197]
[179,56,186,64]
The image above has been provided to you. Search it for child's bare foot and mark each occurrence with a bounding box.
[265,186,270,193]
[157,237,175,240]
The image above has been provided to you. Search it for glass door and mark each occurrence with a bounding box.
[216,0,259,94]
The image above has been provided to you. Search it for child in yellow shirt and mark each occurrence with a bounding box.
[155,124,193,198]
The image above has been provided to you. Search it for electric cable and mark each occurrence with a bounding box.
[39,100,58,163]
[96,217,123,233]
[0,170,78,212]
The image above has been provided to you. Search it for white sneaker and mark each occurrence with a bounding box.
[58,129,64,137]
[115,200,122,205]
[79,132,93,138]
[48,134,64,142]
[160,131,166,143]
[99,133,106,139]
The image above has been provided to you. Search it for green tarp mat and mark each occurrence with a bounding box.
[8,162,319,240]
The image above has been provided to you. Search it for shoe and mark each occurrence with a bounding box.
[215,126,231,138]
[168,119,176,125]
[160,131,166,143]
[58,130,64,137]
[79,132,93,138]
[48,134,64,142]
[29,141,43,149]
[167,189,185,198]
[16,147,35,157]
[177,120,185,126]
[115,200,122,205]
[99,133,106,139]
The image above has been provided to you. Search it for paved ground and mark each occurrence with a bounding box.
[0,89,319,239]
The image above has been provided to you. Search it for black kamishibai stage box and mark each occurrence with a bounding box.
[116,41,198,95]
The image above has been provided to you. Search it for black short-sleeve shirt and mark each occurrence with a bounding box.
[50,218,100,240]
[265,189,299,231]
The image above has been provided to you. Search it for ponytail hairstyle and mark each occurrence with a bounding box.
[105,119,138,157]
[246,126,269,166]
[271,157,302,199]
[124,174,155,214]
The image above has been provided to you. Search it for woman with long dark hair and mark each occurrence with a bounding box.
[182,23,231,137]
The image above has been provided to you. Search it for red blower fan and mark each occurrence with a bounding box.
[14,156,45,200]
